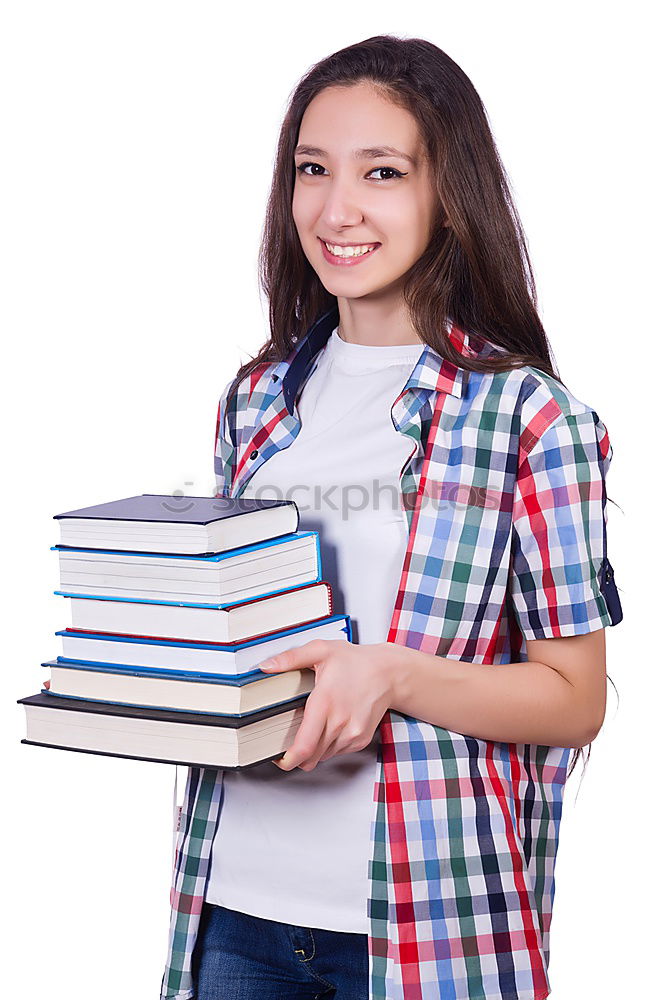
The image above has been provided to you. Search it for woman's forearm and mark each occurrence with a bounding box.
[385,644,599,749]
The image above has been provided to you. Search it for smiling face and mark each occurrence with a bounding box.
[292,82,439,303]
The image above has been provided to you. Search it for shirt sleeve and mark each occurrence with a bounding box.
[213,375,238,499]
[509,406,623,639]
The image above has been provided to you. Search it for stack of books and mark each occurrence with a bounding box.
[18,493,352,769]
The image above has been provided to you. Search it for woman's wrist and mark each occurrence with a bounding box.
[382,640,417,711]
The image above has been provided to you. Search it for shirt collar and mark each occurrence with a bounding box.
[281,304,472,416]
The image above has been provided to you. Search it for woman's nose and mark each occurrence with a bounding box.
[320,181,363,229]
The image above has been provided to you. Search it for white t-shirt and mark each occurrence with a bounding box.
[205,325,426,932]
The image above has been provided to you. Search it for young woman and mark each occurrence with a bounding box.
[161,35,623,1000]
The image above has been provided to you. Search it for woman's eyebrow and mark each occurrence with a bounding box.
[294,144,417,166]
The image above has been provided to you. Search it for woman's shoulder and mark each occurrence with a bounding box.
[463,328,598,419]
[516,363,597,416]
[470,361,606,457]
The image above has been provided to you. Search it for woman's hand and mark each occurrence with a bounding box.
[258,639,403,771]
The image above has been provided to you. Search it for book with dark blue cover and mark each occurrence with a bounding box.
[54,493,300,556]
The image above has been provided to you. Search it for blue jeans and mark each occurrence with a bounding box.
[192,902,369,999]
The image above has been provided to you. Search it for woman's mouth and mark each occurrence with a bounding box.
[318,237,381,267]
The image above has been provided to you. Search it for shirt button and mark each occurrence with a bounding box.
[271,373,278,382]
[250,449,258,460]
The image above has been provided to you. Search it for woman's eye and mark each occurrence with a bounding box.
[295,162,406,181]
[366,166,406,181]
[296,162,328,177]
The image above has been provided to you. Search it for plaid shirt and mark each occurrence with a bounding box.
[161,305,623,1000]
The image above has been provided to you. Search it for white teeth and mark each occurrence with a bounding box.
[324,242,377,257]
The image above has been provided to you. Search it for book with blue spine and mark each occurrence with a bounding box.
[52,530,322,605]
[54,613,349,675]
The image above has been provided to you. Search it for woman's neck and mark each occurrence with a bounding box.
[335,298,424,347]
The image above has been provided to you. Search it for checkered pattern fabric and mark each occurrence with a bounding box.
[160,305,622,1000]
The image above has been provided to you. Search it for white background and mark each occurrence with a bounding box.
[1,2,658,998]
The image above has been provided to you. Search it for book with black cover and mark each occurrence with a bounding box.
[18,692,309,769]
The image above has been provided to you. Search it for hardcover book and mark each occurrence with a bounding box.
[19,692,310,769]
[54,493,299,556]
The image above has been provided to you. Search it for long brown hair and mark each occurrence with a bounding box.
[234,34,610,779]
[235,33,563,389]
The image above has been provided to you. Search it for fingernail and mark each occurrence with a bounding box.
[260,659,276,670]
